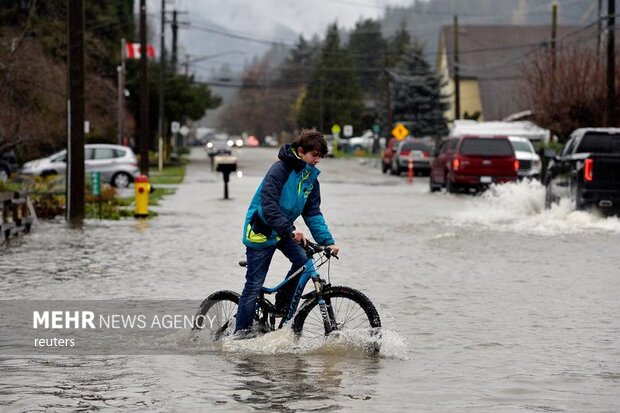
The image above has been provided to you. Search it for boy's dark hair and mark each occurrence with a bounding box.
[295,129,328,157]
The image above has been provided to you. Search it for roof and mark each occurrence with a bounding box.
[439,25,589,120]
[449,120,551,141]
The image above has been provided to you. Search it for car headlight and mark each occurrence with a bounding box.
[206,142,213,149]
[235,139,243,147]
[227,140,234,147]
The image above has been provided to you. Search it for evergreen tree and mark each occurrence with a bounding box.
[377,24,412,133]
[390,42,448,138]
[348,19,386,94]
[298,23,363,133]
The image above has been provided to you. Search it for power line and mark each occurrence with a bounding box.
[188,23,295,46]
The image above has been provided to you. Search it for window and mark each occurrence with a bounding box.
[561,137,577,156]
[511,140,534,153]
[576,133,620,154]
[448,139,458,151]
[93,148,116,160]
[52,152,67,163]
[460,138,514,156]
[401,142,432,152]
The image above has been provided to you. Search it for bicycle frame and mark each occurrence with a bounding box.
[257,243,336,332]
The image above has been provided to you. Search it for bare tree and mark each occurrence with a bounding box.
[520,47,619,142]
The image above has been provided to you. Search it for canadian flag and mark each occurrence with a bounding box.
[125,43,156,59]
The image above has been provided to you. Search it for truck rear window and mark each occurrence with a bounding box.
[401,142,432,152]
[577,133,620,154]
[460,139,514,156]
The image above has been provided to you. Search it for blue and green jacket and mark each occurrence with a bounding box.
[242,143,335,248]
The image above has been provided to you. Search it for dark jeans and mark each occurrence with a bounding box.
[235,237,307,332]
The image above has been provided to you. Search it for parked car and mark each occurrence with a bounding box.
[21,144,138,188]
[382,138,399,173]
[508,136,541,179]
[430,135,519,193]
[205,138,232,157]
[0,150,19,182]
[324,135,335,157]
[348,130,373,151]
[544,128,620,213]
[390,138,433,176]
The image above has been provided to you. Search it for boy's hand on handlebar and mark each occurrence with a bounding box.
[291,230,307,246]
[326,245,340,257]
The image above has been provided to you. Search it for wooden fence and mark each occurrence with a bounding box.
[1,192,35,242]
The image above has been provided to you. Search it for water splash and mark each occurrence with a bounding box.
[451,180,620,235]
[175,326,412,360]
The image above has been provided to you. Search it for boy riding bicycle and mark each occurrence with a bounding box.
[235,129,340,336]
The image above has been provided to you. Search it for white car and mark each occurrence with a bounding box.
[508,136,541,179]
[21,144,139,188]
[348,130,375,152]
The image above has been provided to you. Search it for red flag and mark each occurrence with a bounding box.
[125,43,156,59]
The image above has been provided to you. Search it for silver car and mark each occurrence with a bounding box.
[21,144,139,188]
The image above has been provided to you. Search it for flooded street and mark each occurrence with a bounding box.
[1,147,619,412]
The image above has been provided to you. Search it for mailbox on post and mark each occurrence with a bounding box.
[214,155,237,199]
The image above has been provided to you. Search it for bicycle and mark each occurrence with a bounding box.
[192,240,382,347]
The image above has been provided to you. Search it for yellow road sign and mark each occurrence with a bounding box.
[331,124,341,135]
[392,123,410,141]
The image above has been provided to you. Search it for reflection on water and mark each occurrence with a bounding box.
[224,351,381,411]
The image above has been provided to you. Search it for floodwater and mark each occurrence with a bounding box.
[1,148,619,412]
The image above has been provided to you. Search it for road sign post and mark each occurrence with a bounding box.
[392,123,410,141]
[331,124,341,156]
[91,172,102,219]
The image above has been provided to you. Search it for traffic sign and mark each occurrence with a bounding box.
[372,124,381,134]
[180,126,190,136]
[343,125,353,138]
[91,172,101,196]
[392,123,410,141]
[331,124,341,135]
[170,121,180,133]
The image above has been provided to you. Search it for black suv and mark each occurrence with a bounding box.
[0,151,18,182]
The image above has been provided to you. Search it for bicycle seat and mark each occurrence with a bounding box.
[239,260,247,267]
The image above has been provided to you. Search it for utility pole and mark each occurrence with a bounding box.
[67,0,85,226]
[551,2,558,71]
[117,38,126,145]
[319,75,324,132]
[139,0,149,176]
[171,10,178,73]
[607,0,616,126]
[453,15,461,120]
[158,0,166,172]
[598,0,603,60]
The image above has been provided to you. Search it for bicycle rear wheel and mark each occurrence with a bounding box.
[292,286,381,341]
[193,290,239,341]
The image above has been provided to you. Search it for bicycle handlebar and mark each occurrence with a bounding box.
[304,240,338,259]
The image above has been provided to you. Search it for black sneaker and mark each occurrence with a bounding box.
[230,329,260,340]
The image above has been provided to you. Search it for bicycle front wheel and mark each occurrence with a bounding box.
[193,290,239,341]
[292,286,381,339]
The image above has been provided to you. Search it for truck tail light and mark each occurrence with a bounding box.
[584,158,593,182]
[452,157,460,171]
[514,159,519,172]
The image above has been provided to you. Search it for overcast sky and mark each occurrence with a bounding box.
[146,0,415,77]
[171,0,414,38]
